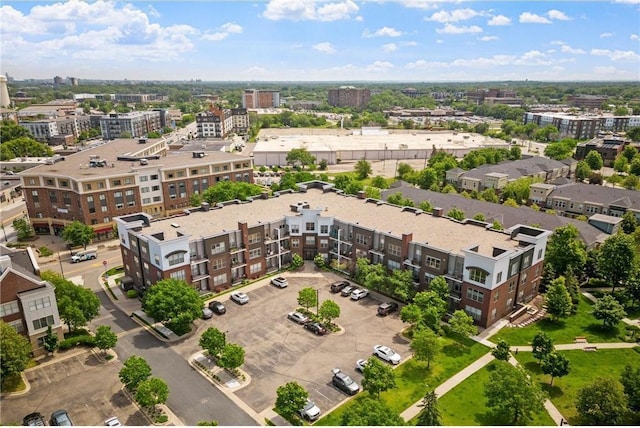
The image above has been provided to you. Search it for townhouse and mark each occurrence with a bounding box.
[115,182,551,328]
[574,136,637,167]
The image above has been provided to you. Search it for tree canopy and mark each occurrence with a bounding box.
[142,278,202,335]
[576,377,627,425]
[545,225,587,276]
[361,357,397,398]
[62,220,95,250]
[275,381,308,419]
[340,397,405,426]
[119,355,152,391]
[42,271,100,332]
[201,181,264,204]
[0,320,32,380]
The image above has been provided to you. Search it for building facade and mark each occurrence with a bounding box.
[574,137,632,167]
[115,183,551,328]
[242,90,281,109]
[99,111,164,140]
[196,107,249,138]
[327,86,371,109]
[523,112,640,140]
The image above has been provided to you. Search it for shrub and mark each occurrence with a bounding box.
[38,246,53,257]
[126,290,138,298]
[155,415,168,423]
[58,335,95,350]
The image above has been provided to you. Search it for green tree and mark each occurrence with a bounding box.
[491,339,511,361]
[479,188,499,203]
[218,343,245,371]
[340,397,404,426]
[400,304,423,328]
[62,220,95,250]
[585,150,604,170]
[545,277,573,321]
[541,351,570,386]
[414,291,448,333]
[362,356,397,398]
[370,175,389,189]
[627,127,640,142]
[12,218,34,241]
[0,320,32,381]
[620,365,640,412]
[355,159,372,179]
[190,192,203,207]
[290,253,304,270]
[286,148,316,169]
[319,300,340,325]
[428,276,449,302]
[614,156,629,173]
[0,136,53,160]
[446,207,465,221]
[94,325,117,355]
[119,355,152,391]
[297,287,318,311]
[410,327,441,368]
[199,327,226,359]
[531,331,554,364]
[196,421,219,426]
[592,295,626,329]
[545,225,587,276]
[473,213,486,221]
[135,377,169,409]
[142,278,202,335]
[201,181,263,204]
[484,362,545,424]
[621,211,638,234]
[574,161,592,182]
[43,325,59,355]
[42,271,100,332]
[448,310,477,337]
[576,377,627,425]
[597,233,637,292]
[416,390,442,426]
[275,381,308,419]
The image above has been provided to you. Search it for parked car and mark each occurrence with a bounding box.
[71,248,97,263]
[50,410,73,426]
[355,359,368,373]
[340,285,356,297]
[208,300,226,315]
[230,292,249,305]
[304,322,328,335]
[104,417,122,426]
[377,302,399,316]
[22,413,46,426]
[331,368,360,395]
[330,280,350,293]
[202,307,213,319]
[298,399,321,421]
[350,289,369,300]
[373,345,402,365]
[287,311,309,325]
[271,277,288,288]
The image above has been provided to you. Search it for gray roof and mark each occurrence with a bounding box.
[549,182,640,211]
[381,182,604,248]
[0,245,39,279]
[460,156,568,180]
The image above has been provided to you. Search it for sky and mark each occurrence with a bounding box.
[1,0,639,82]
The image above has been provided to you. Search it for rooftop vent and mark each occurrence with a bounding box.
[192,151,205,158]
[170,223,180,228]
[139,158,148,165]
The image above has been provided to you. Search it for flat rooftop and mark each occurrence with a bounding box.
[143,187,523,257]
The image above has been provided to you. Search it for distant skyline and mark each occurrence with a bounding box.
[1,0,639,82]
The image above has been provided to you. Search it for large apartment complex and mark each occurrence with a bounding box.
[195,106,249,138]
[327,86,371,109]
[115,183,551,328]
[523,112,640,140]
[242,89,280,109]
[574,136,637,167]
[100,111,169,140]
[20,138,254,241]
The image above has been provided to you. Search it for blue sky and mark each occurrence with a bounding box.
[1,0,639,82]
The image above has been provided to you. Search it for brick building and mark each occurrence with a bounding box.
[327,86,371,109]
[242,89,280,109]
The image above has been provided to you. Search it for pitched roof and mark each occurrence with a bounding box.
[549,182,640,211]
[460,156,568,180]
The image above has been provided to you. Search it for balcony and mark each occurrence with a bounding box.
[404,258,420,268]
[230,246,244,254]
[191,273,210,282]
[370,248,385,256]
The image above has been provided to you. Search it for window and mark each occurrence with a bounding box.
[87,196,95,213]
[114,191,124,209]
[510,263,519,277]
[355,233,368,245]
[170,270,186,280]
[8,319,24,333]
[306,222,315,232]
[84,183,92,191]
[126,190,135,207]
[249,248,261,260]
[124,178,133,185]
[465,305,482,321]
[60,180,69,188]
[143,198,151,204]
[212,259,226,270]
[112,179,122,187]
[387,260,401,270]
[537,249,543,260]
[493,290,500,302]
[100,194,108,212]
[521,272,528,284]
[141,187,149,193]
[140,176,148,182]
[320,239,328,249]
[469,268,487,284]
[0,301,19,317]
[153,196,161,202]
[150,174,159,180]
[496,271,503,283]
[29,297,51,311]
[291,238,300,248]
[425,256,441,270]
[213,273,227,286]
[167,253,185,266]
[506,298,513,309]
[388,244,401,257]
[248,232,261,244]
[290,224,300,234]
[523,255,531,266]
[466,287,484,303]
[32,315,55,330]
[250,262,262,274]
[320,225,328,234]
[305,236,316,246]
[211,242,226,254]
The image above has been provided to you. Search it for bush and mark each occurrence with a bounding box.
[38,246,53,257]
[58,335,95,350]
[126,290,138,298]
[155,415,168,424]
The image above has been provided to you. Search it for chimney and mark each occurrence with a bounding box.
[432,207,443,217]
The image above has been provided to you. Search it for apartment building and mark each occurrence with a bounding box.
[327,86,371,109]
[242,89,281,109]
[567,95,608,110]
[20,115,93,143]
[446,156,571,193]
[100,111,165,139]
[574,136,632,167]
[196,107,249,138]
[20,138,254,241]
[113,94,167,104]
[0,247,64,357]
[523,112,640,140]
[115,182,551,328]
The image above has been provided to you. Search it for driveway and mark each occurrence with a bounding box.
[0,350,147,426]
[208,270,410,416]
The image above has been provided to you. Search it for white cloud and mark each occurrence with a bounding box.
[560,45,585,54]
[451,54,514,68]
[631,34,639,40]
[487,15,511,26]
[591,48,640,61]
[550,40,564,45]
[147,5,160,18]
[513,50,552,66]
[479,35,498,42]
[366,60,394,72]
[436,39,444,44]
[547,10,570,21]
[519,12,551,24]
[355,15,363,21]
[405,59,448,70]
[382,43,398,52]
[426,8,483,23]
[600,32,614,38]
[403,41,418,47]
[262,0,358,21]
[312,42,336,54]
[436,24,483,34]
[202,22,242,41]
[362,26,403,38]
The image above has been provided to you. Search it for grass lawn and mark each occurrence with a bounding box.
[492,295,628,346]
[516,347,640,426]
[315,334,488,426]
[437,361,555,426]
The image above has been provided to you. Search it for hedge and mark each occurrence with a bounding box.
[58,335,96,350]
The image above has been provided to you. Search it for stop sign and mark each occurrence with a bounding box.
[103,260,107,267]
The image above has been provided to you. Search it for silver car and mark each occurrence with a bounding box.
[298,399,321,421]
[287,311,309,325]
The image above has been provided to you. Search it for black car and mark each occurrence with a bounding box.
[330,280,350,293]
[377,302,399,316]
[50,410,73,426]
[22,413,46,426]
[304,322,328,335]
[208,300,226,315]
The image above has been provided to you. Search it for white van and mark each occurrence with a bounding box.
[71,248,98,263]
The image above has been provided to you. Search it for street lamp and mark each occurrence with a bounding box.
[316,288,320,316]
[58,251,65,279]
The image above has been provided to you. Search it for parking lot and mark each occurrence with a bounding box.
[213,270,410,416]
[0,350,147,426]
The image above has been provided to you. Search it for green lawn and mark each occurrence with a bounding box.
[315,334,488,425]
[492,295,628,346]
[515,347,640,426]
[437,361,556,426]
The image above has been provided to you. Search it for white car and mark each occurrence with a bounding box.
[355,359,368,373]
[105,417,122,426]
[230,292,249,305]
[271,276,288,288]
[287,311,309,325]
[298,399,321,421]
[373,345,402,365]
[350,288,369,300]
